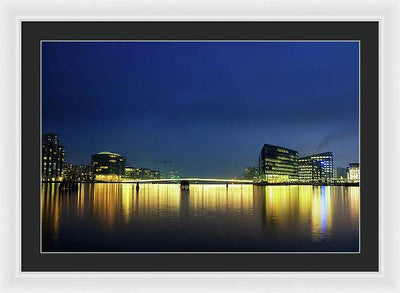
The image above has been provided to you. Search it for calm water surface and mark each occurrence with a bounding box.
[42,183,359,252]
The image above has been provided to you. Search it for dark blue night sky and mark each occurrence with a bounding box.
[42,41,359,178]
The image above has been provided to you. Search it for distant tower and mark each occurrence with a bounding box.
[42,133,65,181]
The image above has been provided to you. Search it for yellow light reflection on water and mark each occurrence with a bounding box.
[189,184,254,214]
[135,184,181,217]
[91,183,123,232]
[121,183,133,223]
[42,183,359,249]
[77,183,85,219]
[259,185,354,242]
[263,186,302,231]
[41,183,61,240]
[348,187,360,223]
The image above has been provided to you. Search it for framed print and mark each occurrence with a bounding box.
[19,21,378,272]
[3,0,400,289]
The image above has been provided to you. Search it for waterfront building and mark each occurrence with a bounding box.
[150,170,161,179]
[124,166,140,179]
[138,168,151,179]
[75,165,94,182]
[347,163,360,183]
[62,163,94,182]
[168,170,179,179]
[123,167,161,180]
[243,166,259,180]
[42,133,65,181]
[258,144,299,183]
[298,152,333,184]
[62,163,77,181]
[91,151,126,182]
[334,167,348,182]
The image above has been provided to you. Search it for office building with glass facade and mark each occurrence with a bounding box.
[298,152,333,184]
[258,144,299,183]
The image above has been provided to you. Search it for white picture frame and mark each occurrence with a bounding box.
[0,0,398,292]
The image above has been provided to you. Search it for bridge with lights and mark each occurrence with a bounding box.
[121,178,254,185]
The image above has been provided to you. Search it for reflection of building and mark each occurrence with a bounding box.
[298,152,333,184]
[347,163,360,183]
[334,167,347,182]
[258,144,299,183]
[42,133,65,181]
[91,151,126,182]
[243,167,259,180]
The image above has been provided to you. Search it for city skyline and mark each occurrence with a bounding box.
[42,41,359,178]
[43,132,358,181]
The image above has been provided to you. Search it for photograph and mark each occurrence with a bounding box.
[41,40,360,253]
